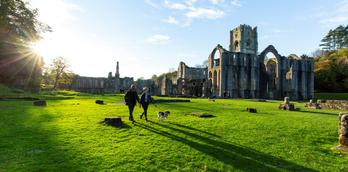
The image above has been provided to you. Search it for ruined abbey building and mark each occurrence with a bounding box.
[71,61,134,93]
[71,24,314,100]
[173,24,314,100]
[208,25,314,100]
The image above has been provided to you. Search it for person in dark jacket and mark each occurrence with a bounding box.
[139,87,153,121]
[124,84,139,123]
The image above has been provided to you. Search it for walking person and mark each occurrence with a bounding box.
[124,84,139,123]
[139,87,153,121]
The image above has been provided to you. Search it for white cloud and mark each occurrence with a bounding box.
[164,0,187,10]
[185,0,198,6]
[164,16,179,24]
[210,0,225,5]
[162,0,241,26]
[319,0,348,26]
[186,7,224,19]
[147,34,170,44]
[231,0,242,7]
[144,0,161,9]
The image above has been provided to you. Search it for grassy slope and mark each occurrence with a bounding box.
[315,93,348,100]
[0,95,347,171]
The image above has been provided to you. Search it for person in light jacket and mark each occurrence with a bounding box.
[139,87,153,121]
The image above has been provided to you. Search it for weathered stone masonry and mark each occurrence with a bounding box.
[206,24,314,100]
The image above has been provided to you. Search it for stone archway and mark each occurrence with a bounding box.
[208,44,225,68]
[258,45,282,99]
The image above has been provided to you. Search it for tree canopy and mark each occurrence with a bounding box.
[0,0,50,91]
[314,48,348,92]
[320,25,348,50]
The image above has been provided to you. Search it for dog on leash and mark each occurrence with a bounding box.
[158,111,170,121]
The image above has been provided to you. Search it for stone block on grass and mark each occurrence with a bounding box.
[246,108,257,113]
[101,117,122,127]
[33,100,47,106]
[95,100,104,105]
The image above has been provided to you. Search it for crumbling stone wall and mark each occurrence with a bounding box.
[206,24,314,100]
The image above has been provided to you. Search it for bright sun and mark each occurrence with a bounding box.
[30,40,48,57]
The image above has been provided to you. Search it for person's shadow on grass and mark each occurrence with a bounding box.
[135,121,317,172]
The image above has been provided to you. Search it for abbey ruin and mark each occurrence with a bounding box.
[71,24,314,100]
[71,62,134,93]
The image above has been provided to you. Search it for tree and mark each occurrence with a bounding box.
[320,25,348,50]
[0,0,50,91]
[51,57,69,89]
[0,0,51,43]
[314,48,348,92]
[41,57,75,90]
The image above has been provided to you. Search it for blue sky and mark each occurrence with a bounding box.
[29,0,348,79]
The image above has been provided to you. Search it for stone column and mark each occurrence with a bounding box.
[232,55,238,98]
[301,62,307,100]
[339,112,348,147]
[239,55,246,98]
[250,55,258,98]
[291,61,298,100]
[309,61,315,99]
[220,56,226,97]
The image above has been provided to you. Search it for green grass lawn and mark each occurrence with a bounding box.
[0,94,347,171]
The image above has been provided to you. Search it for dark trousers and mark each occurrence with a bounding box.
[128,104,135,121]
[140,103,149,120]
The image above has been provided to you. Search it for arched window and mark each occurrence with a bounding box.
[234,41,239,49]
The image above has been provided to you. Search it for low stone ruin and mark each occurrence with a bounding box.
[304,99,321,109]
[278,97,295,111]
[339,112,348,147]
[33,100,47,106]
[246,108,257,113]
[101,117,122,127]
[312,100,348,111]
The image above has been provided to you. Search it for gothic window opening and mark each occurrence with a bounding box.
[234,41,239,49]
[246,39,251,47]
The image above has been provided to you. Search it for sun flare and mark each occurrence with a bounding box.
[30,40,48,57]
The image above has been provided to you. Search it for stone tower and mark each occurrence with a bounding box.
[229,24,258,55]
[114,61,120,92]
[115,61,120,79]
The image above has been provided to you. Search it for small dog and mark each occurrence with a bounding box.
[158,111,170,121]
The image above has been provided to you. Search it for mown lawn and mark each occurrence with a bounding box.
[0,94,347,171]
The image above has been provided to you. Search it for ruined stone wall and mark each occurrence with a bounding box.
[71,76,106,93]
[176,61,207,97]
[257,45,314,100]
[177,61,207,80]
[135,79,158,95]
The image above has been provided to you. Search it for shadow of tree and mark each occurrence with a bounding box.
[135,121,317,171]
[156,102,215,113]
[0,101,81,171]
[167,121,221,138]
[299,110,338,116]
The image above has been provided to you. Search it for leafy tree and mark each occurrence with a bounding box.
[320,25,348,50]
[314,48,348,91]
[41,57,75,90]
[51,57,68,89]
[0,0,50,91]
